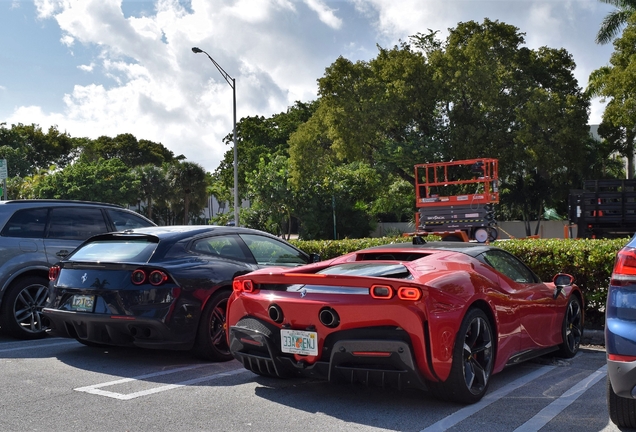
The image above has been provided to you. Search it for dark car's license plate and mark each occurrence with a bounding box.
[71,295,95,312]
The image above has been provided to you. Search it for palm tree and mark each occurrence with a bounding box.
[596,0,636,44]
[168,161,207,224]
[133,164,167,221]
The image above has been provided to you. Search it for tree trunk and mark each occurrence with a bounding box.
[628,143,635,179]
[522,203,531,236]
[287,210,292,240]
[184,194,190,225]
[534,203,544,236]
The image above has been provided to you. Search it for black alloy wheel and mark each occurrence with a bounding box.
[557,295,583,358]
[193,290,233,362]
[428,308,494,404]
[461,311,494,397]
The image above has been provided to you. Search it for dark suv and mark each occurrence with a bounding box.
[0,200,155,340]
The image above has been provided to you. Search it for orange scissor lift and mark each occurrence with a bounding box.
[413,158,499,242]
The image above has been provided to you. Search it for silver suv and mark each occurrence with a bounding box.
[0,200,155,339]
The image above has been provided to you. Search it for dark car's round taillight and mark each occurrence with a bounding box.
[48,266,60,281]
[131,269,146,285]
[149,270,168,286]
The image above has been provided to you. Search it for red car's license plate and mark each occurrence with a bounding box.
[281,329,318,355]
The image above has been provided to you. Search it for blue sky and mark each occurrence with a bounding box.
[0,0,617,173]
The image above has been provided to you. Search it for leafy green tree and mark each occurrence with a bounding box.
[588,16,636,178]
[596,0,636,44]
[243,154,295,237]
[0,123,77,177]
[292,162,381,239]
[313,43,440,182]
[419,20,589,231]
[33,159,139,205]
[371,176,415,223]
[213,101,317,203]
[580,135,625,180]
[80,133,182,167]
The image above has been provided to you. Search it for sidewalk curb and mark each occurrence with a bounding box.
[582,329,604,346]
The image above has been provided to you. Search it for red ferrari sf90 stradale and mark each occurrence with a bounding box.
[227,241,583,404]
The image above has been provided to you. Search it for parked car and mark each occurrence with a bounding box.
[0,200,155,340]
[606,236,636,428]
[43,225,317,361]
[228,241,583,404]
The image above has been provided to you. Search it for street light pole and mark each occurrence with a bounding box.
[192,47,239,227]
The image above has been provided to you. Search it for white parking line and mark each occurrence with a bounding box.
[513,365,607,432]
[420,366,555,432]
[0,340,78,353]
[75,364,249,400]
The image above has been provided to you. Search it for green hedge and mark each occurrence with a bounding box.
[290,236,631,327]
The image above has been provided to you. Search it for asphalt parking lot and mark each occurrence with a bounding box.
[0,332,622,432]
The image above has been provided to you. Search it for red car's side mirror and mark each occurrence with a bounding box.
[552,273,574,299]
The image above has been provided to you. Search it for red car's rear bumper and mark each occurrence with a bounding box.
[229,316,429,390]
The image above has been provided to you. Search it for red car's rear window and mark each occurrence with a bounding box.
[355,252,433,262]
[318,263,413,279]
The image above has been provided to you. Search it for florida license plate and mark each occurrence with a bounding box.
[281,329,318,356]
[71,295,95,312]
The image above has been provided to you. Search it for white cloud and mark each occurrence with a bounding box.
[77,63,95,72]
[33,0,64,19]
[304,0,342,29]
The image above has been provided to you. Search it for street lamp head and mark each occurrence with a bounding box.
[191,47,203,54]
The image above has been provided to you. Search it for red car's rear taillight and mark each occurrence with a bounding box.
[371,285,422,301]
[371,285,393,299]
[49,265,60,281]
[398,287,422,301]
[233,279,255,293]
[611,247,636,286]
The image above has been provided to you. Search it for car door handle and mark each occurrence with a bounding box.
[56,250,70,258]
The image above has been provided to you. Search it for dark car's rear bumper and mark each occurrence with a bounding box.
[229,316,428,390]
[43,308,194,350]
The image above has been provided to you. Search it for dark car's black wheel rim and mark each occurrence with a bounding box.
[13,283,49,334]
[564,298,582,353]
[208,296,230,356]
[462,316,493,395]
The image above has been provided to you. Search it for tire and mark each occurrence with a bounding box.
[608,376,636,428]
[193,290,233,362]
[557,295,583,358]
[0,276,49,339]
[473,228,489,243]
[487,227,498,242]
[428,308,494,404]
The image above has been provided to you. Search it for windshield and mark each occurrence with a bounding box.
[68,239,158,263]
